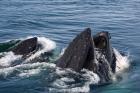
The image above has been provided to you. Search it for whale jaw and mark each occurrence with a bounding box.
[56,28,95,72]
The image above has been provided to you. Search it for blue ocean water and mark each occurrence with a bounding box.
[0,0,140,93]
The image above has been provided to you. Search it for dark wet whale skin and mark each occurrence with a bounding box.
[56,28,115,84]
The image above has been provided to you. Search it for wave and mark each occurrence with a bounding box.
[0,52,22,67]
[0,62,56,78]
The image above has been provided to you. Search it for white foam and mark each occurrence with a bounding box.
[81,69,100,84]
[0,52,22,67]
[0,62,56,78]
[49,68,100,93]
[61,77,75,82]
[18,68,41,77]
[60,48,66,56]
[49,84,91,93]
[55,68,77,75]
[25,37,56,62]
[113,48,130,73]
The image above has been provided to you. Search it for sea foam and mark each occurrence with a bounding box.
[113,48,130,73]
[0,52,22,67]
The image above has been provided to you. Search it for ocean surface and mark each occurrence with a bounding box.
[0,0,140,93]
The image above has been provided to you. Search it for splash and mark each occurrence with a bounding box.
[25,37,56,62]
[0,52,22,67]
[113,48,130,73]
[48,68,100,93]
[0,62,56,78]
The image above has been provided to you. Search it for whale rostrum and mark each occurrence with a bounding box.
[56,28,95,72]
[10,37,38,55]
[56,28,116,83]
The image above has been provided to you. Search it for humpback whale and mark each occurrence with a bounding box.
[0,28,117,83]
[56,28,116,83]
[10,37,38,55]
